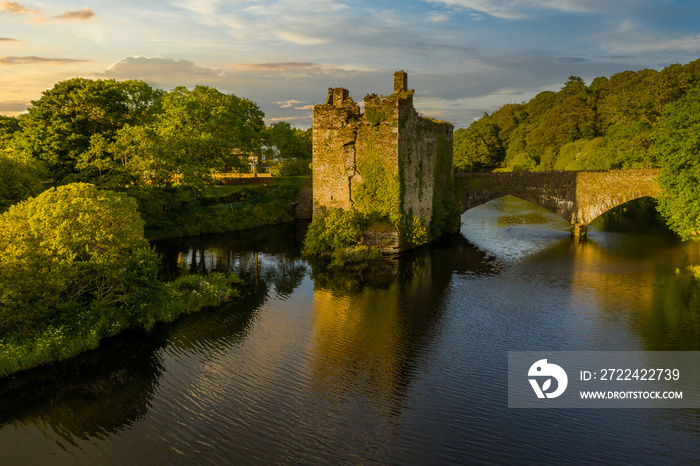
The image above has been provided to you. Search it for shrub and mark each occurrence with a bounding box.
[0,183,153,335]
[302,208,382,266]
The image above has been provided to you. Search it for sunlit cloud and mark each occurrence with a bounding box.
[54,8,95,21]
[0,1,37,14]
[265,115,313,124]
[275,99,305,108]
[101,56,223,88]
[236,62,316,72]
[0,56,90,65]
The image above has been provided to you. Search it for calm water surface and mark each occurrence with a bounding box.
[1,196,700,464]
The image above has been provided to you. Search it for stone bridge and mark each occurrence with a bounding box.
[455,169,661,236]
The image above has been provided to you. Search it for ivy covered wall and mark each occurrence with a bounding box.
[307,71,457,262]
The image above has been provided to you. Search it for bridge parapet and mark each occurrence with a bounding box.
[455,169,661,236]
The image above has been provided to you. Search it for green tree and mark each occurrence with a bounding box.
[489,103,526,153]
[0,183,155,335]
[454,114,504,171]
[75,86,268,229]
[263,122,312,175]
[0,115,20,148]
[15,78,161,180]
[156,86,265,176]
[653,83,700,240]
[0,153,45,212]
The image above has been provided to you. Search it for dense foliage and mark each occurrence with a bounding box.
[454,59,700,173]
[0,78,312,239]
[0,183,243,376]
[13,78,162,181]
[653,84,700,240]
[0,153,45,212]
[303,208,382,266]
[263,122,312,176]
[0,183,154,335]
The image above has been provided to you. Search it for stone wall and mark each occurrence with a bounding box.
[312,88,362,216]
[312,71,455,251]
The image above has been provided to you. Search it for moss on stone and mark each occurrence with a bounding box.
[364,105,394,127]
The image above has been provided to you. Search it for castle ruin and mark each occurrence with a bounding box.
[312,71,458,253]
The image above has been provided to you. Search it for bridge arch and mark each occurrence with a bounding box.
[455,170,661,236]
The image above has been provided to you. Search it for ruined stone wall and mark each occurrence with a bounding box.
[399,105,455,234]
[312,71,456,252]
[312,88,361,217]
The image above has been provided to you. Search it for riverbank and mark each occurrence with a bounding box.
[0,272,244,379]
[144,176,310,241]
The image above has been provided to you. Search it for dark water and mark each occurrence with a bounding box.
[2,196,700,464]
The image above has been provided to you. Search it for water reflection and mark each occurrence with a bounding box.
[308,238,496,419]
[0,330,165,452]
[462,195,700,352]
[154,221,309,296]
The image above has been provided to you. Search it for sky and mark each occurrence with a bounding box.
[1,0,700,129]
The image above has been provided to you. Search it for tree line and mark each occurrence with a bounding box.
[454,58,700,240]
[0,78,311,215]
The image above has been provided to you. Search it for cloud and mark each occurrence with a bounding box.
[264,115,313,124]
[0,100,31,116]
[0,100,30,113]
[586,18,700,56]
[556,57,589,63]
[102,56,223,87]
[0,1,37,14]
[427,12,450,23]
[0,56,90,65]
[275,99,305,108]
[236,62,315,72]
[0,37,19,41]
[54,7,95,20]
[424,0,600,20]
[604,34,700,55]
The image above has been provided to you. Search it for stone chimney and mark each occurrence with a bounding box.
[394,71,408,94]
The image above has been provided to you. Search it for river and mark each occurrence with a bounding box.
[1,196,699,464]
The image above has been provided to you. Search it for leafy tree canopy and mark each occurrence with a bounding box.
[77,85,266,189]
[15,78,162,180]
[0,152,45,212]
[453,58,700,173]
[0,115,20,148]
[263,122,312,175]
[653,82,700,240]
[0,183,152,335]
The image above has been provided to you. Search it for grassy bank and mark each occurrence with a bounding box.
[0,272,243,378]
[144,177,309,240]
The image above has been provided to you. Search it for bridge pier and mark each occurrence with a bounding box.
[571,224,587,237]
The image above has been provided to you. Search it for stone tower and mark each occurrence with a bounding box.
[311,71,457,252]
